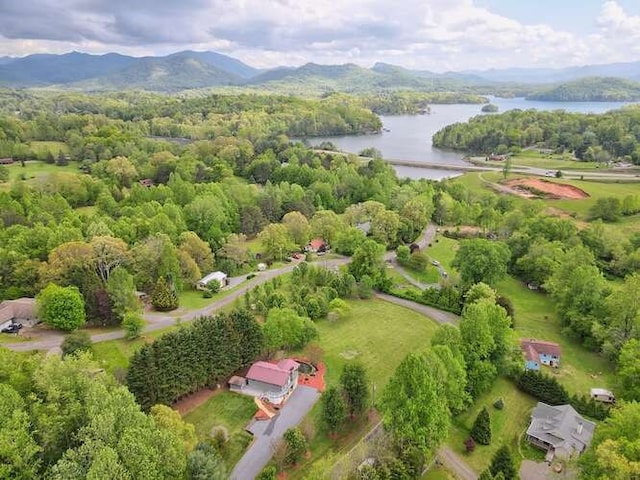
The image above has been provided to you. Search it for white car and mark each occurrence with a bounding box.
[432,260,440,266]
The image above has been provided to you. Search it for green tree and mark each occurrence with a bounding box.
[396,245,411,264]
[371,209,400,247]
[340,362,369,418]
[151,276,179,312]
[61,331,93,358]
[320,386,346,434]
[590,197,623,222]
[105,267,140,322]
[487,445,516,480]
[617,339,640,401]
[349,239,386,283]
[37,283,86,331]
[310,210,343,245]
[283,427,307,465]
[580,401,640,479]
[452,239,511,287]
[179,231,215,275]
[333,227,366,256]
[262,308,317,351]
[256,465,277,480]
[258,223,295,261]
[470,407,492,445]
[122,311,144,340]
[380,353,450,454]
[282,211,311,247]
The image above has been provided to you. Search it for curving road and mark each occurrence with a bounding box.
[4,223,444,352]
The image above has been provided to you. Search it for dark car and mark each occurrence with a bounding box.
[1,323,22,334]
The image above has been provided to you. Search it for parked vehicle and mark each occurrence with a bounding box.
[1,323,22,334]
[432,260,440,266]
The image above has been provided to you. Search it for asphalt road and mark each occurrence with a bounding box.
[230,386,320,480]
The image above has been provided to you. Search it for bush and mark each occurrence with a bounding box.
[207,281,221,294]
[283,427,307,465]
[257,465,277,480]
[202,290,213,299]
[464,436,476,453]
[122,311,144,340]
[37,283,86,331]
[247,273,257,280]
[61,330,92,357]
[493,398,505,410]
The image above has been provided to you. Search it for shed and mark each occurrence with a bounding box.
[590,388,615,404]
[196,271,228,290]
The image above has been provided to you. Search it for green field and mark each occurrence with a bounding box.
[422,465,456,480]
[183,391,255,468]
[28,141,69,155]
[447,377,537,473]
[287,298,441,478]
[474,151,600,170]
[4,160,80,182]
[423,235,460,273]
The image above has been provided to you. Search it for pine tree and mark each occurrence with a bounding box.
[340,362,369,418]
[488,445,517,480]
[470,407,492,445]
[321,387,346,434]
[151,276,179,311]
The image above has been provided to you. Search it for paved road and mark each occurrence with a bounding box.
[437,446,477,480]
[230,386,320,480]
[375,293,459,325]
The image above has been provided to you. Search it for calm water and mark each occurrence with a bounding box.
[310,97,637,179]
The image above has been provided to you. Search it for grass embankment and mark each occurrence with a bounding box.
[183,391,255,469]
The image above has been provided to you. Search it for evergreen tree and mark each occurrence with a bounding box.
[470,407,492,445]
[488,445,516,480]
[283,427,307,465]
[230,309,264,365]
[151,276,179,311]
[321,387,346,434]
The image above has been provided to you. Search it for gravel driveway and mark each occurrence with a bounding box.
[230,385,320,480]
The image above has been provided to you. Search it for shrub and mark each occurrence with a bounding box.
[207,281,221,294]
[493,398,505,410]
[61,330,92,358]
[202,290,213,299]
[257,465,277,480]
[283,427,307,465]
[464,436,476,453]
[37,283,86,331]
[122,311,144,340]
[247,273,257,280]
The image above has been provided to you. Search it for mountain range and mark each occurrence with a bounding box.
[2,50,640,95]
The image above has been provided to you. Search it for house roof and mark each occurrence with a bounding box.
[520,339,561,362]
[356,221,371,234]
[246,360,297,387]
[0,298,37,324]
[228,375,246,386]
[277,359,300,372]
[198,271,227,284]
[308,238,326,250]
[527,402,595,454]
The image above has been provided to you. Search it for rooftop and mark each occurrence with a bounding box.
[198,271,227,284]
[520,339,561,361]
[527,402,595,454]
[246,359,299,387]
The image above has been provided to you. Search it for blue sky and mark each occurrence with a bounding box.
[1,0,640,71]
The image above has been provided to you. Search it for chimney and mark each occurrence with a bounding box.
[577,422,583,435]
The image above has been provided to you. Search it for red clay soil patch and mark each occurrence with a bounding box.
[505,178,589,200]
[173,387,217,416]
[297,361,326,392]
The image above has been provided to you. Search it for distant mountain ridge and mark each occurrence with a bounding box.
[1,50,640,94]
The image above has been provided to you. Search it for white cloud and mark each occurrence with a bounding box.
[1,0,640,71]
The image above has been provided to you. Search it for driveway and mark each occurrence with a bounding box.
[230,386,320,480]
[375,292,459,325]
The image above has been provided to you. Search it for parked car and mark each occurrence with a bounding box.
[432,260,440,266]
[1,323,22,334]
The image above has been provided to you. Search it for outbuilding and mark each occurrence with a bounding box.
[196,271,228,290]
[590,388,615,404]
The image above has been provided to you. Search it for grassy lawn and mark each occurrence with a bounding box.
[447,377,537,474]
[91,325,177,373]
[286,298,441,478]
[0,333,31,344]
[183,391,255,469]
[496,276,615,395]
[422,465,456,480]
[28,141,69,155]
[397,264,441,284]
[423,235,459,273]
[5,160,80,182]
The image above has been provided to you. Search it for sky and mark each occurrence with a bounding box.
[1,0,640,72]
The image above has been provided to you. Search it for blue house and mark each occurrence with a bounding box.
[521,339,561,371]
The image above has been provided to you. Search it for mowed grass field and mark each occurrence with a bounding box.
[183,391,255,469]
[4,160,80,182]
[286,298,442,478]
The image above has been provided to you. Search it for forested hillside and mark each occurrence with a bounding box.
[526,77,640,102]
[432,106,640,163]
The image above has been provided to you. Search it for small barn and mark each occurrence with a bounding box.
[196,271,228,290]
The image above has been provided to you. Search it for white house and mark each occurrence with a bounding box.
[229,359,300,405]
[196,271,228,290]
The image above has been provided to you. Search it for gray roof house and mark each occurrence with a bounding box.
[0,298,38,330]
[526,402,596,462]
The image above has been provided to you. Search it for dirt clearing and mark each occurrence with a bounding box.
[505,178,589,199]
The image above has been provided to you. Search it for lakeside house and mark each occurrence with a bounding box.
[196,271,228,290]
[520,339,561,370]
[229,359,300,405]
[526,402,595,463]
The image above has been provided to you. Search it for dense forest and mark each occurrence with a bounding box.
[432,106,640,163]
[526,77,640,102]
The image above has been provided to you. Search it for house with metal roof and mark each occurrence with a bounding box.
[520,339,561,370]
[0,298,38,330]
[196,271,228,290]
[526,402,596,463]
[229,359,300,405]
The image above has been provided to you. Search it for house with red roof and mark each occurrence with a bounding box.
[229,359,300,405]
[520,339,561,371]
[305,238,328,253]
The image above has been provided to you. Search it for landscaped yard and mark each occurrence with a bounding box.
[4,159,81,183]
[447,377,538,474]
[423,235,459,273]
[183,391,256,469]
[286,298,441,478]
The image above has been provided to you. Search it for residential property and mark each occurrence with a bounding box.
[196,271,228,290]
[0,298,38,330]
[526,402,596,463]
[305,238,328,253]
[138,178,155,187]
[520,339,561,370]
[229,359,300,405]
[590,388,615,404]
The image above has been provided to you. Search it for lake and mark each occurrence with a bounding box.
[309,97,637,180]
